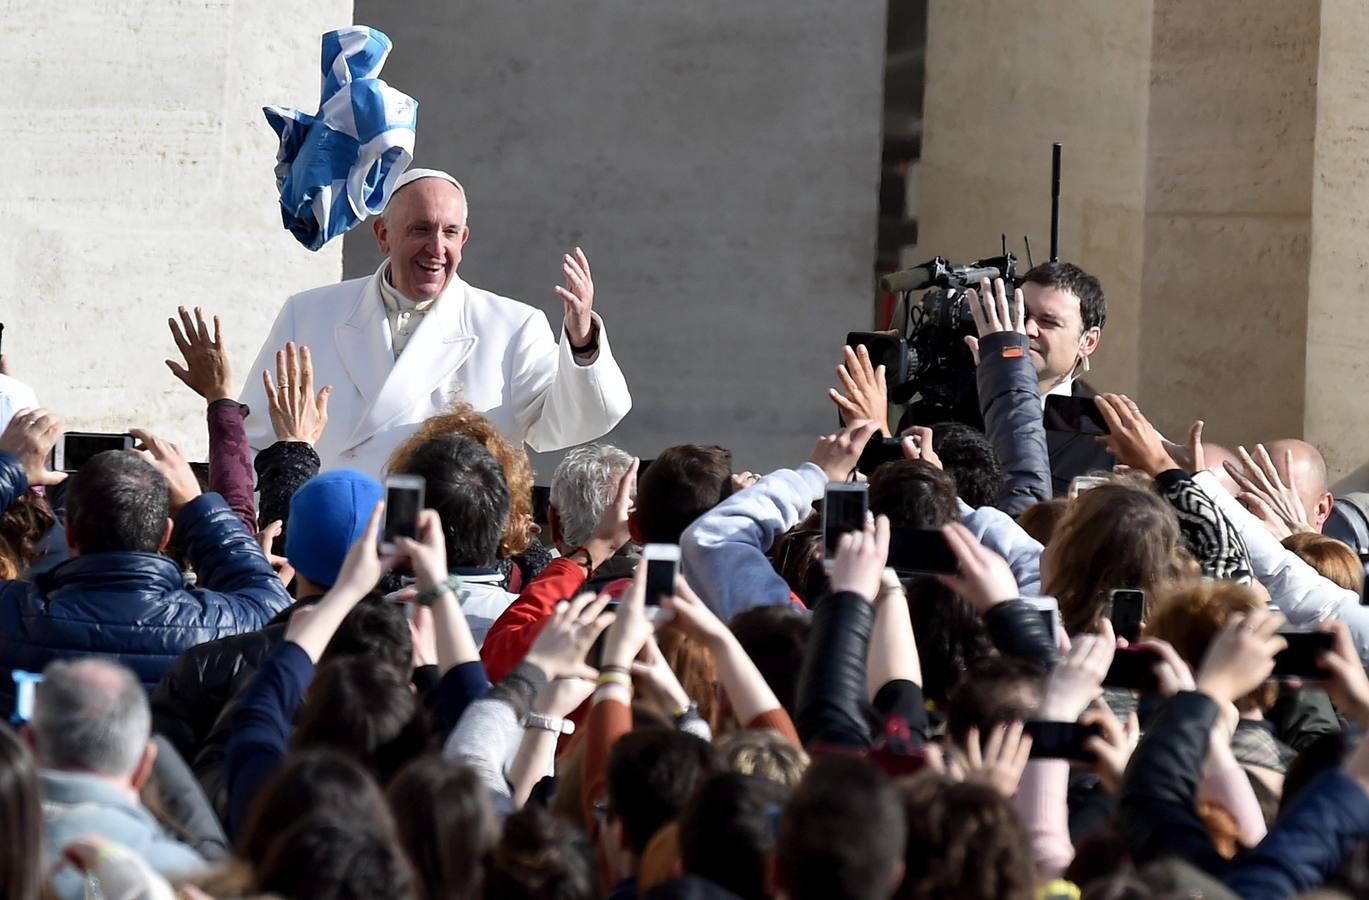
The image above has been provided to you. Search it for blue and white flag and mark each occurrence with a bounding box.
[264,27,418,250]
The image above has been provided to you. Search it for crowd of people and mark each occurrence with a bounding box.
[4,175,1369,900]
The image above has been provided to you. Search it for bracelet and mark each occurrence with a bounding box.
[599,663,630,675]
[414,574,463,607]
[525,712,576,735]
[595,671,633,693]
[568,321,600,355]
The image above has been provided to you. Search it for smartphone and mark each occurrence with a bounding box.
[532,485,551,529]
[1069,475,1109,499]
[1024,720,1103,762]
[1025,597,1060,639]
[857,437,905,477]
[1104,646,1162,693]
[887,526,959,576]
[381,474,426,554]
[1044,395,1111,436]
[51,432,135,473]
[643,544,680,622]
[11,670,42,725]
[1107,589,1145,643]
[822,483,869,564]
[1272,631,1337,679]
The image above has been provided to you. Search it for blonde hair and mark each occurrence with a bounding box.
[716,729,809,788]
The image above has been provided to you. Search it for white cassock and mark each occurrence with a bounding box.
[239,260,632,476]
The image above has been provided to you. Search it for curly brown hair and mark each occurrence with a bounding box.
[0,491,56,581]
[384,402,534,558]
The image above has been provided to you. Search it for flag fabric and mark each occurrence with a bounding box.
[264,27,418,250]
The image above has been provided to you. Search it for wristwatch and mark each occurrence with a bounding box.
[525,712,576,735]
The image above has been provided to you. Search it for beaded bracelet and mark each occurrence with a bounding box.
[414,574,463,607]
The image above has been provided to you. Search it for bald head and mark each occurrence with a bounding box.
[1200,442,1242,496]
[373,175,470,301]
[1266,439,1334,530]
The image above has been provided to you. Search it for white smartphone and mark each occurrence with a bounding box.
[643,543,680,622]
[1024,597,1061,641]
[1068,475,1109,499]
[381,474,426,555]
[51,432,135,473]
[822,482,869,567]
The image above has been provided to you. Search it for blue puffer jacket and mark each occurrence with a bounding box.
[0,451,291,716]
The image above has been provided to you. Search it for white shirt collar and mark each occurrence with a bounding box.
[1040,375,1076,409]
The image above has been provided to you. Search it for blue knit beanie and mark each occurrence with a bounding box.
[285,469,384,587]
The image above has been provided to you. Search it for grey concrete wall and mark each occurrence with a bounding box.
[345,1,888,477]
[1,0,351,458]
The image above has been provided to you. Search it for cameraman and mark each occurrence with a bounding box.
[966,262,1112,500]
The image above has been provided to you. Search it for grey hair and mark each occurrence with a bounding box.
[549,443,634,548]
[31,659,151,777]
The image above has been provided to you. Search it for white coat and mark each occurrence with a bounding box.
[239,261,632,477]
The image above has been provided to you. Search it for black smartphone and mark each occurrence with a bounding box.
[381,474,426,553]
[1272,631,1337,679]
[822,483,869,561]
[887,526,959,576]
[1108,589,1145,643]
[1024,720,1103,762]
[51,432,135,473]
[1103,646,1162,693]
[857,437,905,477]
[844,331,909,391]
[532,485,551,528]
[1044,395,1111,436]
[643,543,680,611]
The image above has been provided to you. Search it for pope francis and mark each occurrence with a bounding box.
[240,169,632,476]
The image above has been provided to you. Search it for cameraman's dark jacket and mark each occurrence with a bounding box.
[0,450,292,717]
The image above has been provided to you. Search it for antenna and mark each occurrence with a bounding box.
[1049,142,1062,262]
[1023,235,1034,269]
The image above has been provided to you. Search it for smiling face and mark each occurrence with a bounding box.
[373,178,469,301]
[1022,282,1100,390]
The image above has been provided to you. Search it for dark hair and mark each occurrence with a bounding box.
[254,813,415,900]
[777,754,906,900]
[606,728,724,856]
[678,772,787,900]
[393,434,509,567]
[771,517,829,606]
[0,724,44,900]
[1022,260,1107,332]
[895,772,1036,900]
[0,491,55,580]
[635,445,733,544]
[728,605,811,716]
[387,755,498,900]
[905,578,995,705]
[322,594,414,673]
[485,804,597,900]
[236,749,390,869]
[292,659,430,785]
[65,451,169,553]
[944,657,1045,748]
[868,460,959,529]
[931,423,1004,509]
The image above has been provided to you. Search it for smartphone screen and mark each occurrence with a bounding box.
[823,484,869,559]
[382,476,425,550]
[54,432,134,473]
[1108,589,1145,643]
[1272,631,1337,679]
[1103,647,1162,693]
[643,544,680,608]
[1024,720,1102,762]
[1044,396,1111,436]
[887,527,959,575]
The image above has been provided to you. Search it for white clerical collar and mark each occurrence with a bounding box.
[378,260,440,314]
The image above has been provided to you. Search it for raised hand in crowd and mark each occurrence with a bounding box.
[1133,636,1197,697]
[0,407,66,486]
[829,514,891,600]
[129,428,202,512]
[937,521,1018,614]
[898,424,942,468]
[524,590,615,681]
[1224,443,1318,538]
[397,508,483,673]
[829,343,891,436]
[581,457,638,570]
[808,419,881,483]
[1314,619,1369,728]
[255,519,295,585]
[1194,609,1287,707]
[1038,619,1116,722]
[166,306,235,403]
[1082,702,1140,794]
[1093,393,1179,477]
[631,634,694,713]
[963,275,1027,365]
[556,247,598,349]
[262,341,331,445]
[961,721,1033,798]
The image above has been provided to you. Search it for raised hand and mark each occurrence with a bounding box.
[582,458,638,567]
[262,341,331,445]
[1039,620,1116,721]
[829,344,891,436]
[556,247,597,349]
[630,635,693,712]
[808,420,881,482]
[128,428,202,512]
[935,522,1018,614]
[166,306,235,403]
[1132,637,1196,697]
[963,276,1027,366]
[395,509,450,589]
[829,515,891,601]
[598,562,657,672]
[0,407,65,486]
[1082,703,1140,794]
[256,519,296,585]
[1094,394,1178,477]
[898,425,943,469]
[524,591,615,680]
[1315,619,1369,727]
[1195,609,1287,706]
[962,721,1033,798]
[1224,444,1317,536]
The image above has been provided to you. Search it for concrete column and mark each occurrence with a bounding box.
[0,0,351,457]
